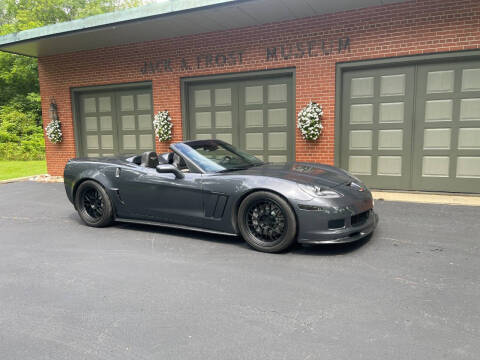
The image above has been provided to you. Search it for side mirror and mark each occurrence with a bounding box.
[156,164,185,179]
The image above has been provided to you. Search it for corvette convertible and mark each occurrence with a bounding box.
[64,139,377,253]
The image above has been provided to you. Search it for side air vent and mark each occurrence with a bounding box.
[204,193,228,219]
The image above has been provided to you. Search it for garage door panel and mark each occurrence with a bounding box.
[377,156,402,176]
[426,70,455,94]
[350,104,373,124]
[78,88,154,157]
[239,78,293,162]
[189,83,240,145]
[412,61,480,193]
[137,114,152,130]
[115,89,155,155]
[79,93,120,158]
[268,108,287,127]
[98,96,112,113]
[215,111,232,128]
[380,74,406,96]
[461,68,480,92]
[245,133,264,151]
[460,98,480,121]
[343,60,480,193]
[378,129,403,150]
[456,157,480,178]
[267,84,287,103]
[136,93,151,111]
[423,128,452,150]
[189,76,293,163]
[379,102,404,123]
[245,109,264,127]
[85,116,98,131]
[458,128,480,149]
[245,85,263,105]
[83,97,97,113]
[195,112,212,129]
[425,99,453,122]
[100,116,113,131]
[350,77,374,98]
[194,89,211,107]
[341,66,415,189]
[214,88,232,106]
[215,133,233,144]
[348,156,372,176]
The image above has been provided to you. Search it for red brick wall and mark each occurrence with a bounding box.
[38,0,480,176]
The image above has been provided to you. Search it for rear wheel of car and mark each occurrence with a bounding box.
[75,180,113,227]
[237,191,297,253]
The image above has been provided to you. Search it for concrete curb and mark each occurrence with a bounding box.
[372,191,480,207]
[0,174,64,184]
[0,175,34,184]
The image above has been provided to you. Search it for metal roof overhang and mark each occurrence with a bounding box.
[0,0,407,58]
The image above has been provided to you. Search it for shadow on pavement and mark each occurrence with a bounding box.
[69,211,373,255]
[292,234,373,256]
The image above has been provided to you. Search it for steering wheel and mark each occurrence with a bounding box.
[219,155,232,164]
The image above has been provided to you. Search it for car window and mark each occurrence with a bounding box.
[172,153,190,172]
[194,145,248,167]
[173,141,264,173]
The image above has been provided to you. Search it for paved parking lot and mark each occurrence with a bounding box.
[0,182,479,360]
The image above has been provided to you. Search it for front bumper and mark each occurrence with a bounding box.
[298,211,378,244]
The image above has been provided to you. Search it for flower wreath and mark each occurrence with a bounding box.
[153,110,173,142]
[297,101,323,141]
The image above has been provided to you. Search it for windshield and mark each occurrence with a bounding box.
[174,141,264,173]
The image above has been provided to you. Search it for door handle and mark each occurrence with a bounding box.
[115,167,121,178]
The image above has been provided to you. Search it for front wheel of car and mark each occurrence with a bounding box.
[75,180,114,227]
[238,191,297,253]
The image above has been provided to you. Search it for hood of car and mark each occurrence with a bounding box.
[226,162,357,188]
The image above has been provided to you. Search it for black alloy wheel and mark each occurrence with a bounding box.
[238,191,297,253]
[75,180,114,227]
[246,199,287,243]
[83,188,104,219]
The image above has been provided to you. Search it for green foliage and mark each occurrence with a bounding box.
[0,0,144,160]
[0,160,47,180]
[0,105,45,160]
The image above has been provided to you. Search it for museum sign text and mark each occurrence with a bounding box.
[139,37,350,74]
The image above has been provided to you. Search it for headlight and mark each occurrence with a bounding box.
[298,184,343,198]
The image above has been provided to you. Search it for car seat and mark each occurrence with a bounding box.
[141,151,159,168]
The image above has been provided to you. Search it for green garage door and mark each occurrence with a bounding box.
[341,60,480,193]
[188,77,294,163]
[78,87,154,157]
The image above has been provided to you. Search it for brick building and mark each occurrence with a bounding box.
[0,0,479,192]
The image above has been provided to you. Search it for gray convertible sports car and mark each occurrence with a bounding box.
[64,139,377,253]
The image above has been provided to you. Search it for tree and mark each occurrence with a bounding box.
[0,0,143,159]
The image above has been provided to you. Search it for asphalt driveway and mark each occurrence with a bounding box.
[0,182,479,360]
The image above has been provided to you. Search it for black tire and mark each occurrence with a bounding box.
[237,191,297,253]
[74,180,114,227]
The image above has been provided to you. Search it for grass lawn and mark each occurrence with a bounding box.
[0,160,47,181]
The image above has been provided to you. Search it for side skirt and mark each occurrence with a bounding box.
[115,217,239,237]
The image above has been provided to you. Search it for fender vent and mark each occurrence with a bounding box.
[204,193,228,219]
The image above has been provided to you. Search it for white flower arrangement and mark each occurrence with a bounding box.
[153,110,173,142]
[45,118,63,144]
[297,101,324,141]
